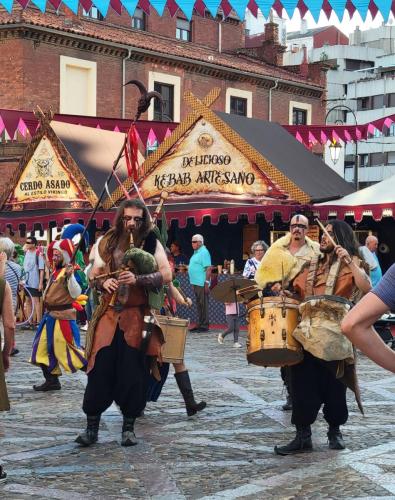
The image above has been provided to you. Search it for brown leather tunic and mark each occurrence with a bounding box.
[87,230,163,374]
[44,272,76,320]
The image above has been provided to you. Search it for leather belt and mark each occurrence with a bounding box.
[45,303,73,311]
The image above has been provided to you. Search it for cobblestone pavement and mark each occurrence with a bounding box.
[2,327,395,499]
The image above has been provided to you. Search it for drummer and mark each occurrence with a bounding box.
[255,215,320,410]
[274,220,371,455]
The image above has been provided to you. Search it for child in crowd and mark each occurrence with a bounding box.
[218,302,241,348]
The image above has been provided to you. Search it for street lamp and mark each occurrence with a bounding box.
[329,141,342,164]
[325,104,359,190]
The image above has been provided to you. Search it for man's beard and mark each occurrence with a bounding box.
[320,244,334,254]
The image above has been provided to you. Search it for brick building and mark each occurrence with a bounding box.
[0,6,327,192]
[0,6,327,120]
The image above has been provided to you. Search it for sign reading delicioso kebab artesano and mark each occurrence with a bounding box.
[139,119,273,200]
[10,136,86,204]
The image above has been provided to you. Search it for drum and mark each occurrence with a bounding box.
[157,315,189,364]
[246,296,303,367]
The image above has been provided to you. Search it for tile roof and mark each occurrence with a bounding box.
[0,9,324,89]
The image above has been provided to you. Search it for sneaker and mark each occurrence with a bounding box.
[217,334,224,344]
[233,342,242,348]
[10,348,19,356]
[80,323,89,331]
[0,465,7,484]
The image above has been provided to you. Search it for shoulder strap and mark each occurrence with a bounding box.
[325,259,342,295]
[305,256,320,297]
[6,262,20,283]
[0,278,5,315]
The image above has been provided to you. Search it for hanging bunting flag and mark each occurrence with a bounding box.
[1,0,13,12]
[92,0,111,16]
[63,0,79,13]
[182,0,196,18]
[204,0,221,17]
[231,0,251,19]
[281,0,298,18]
[254,0,274,17]
[354,0,370,20]
[31,0,47,11]
[328,0,347,20]
[374,0,392,20]
[150,0,167,14]
[302,0,322,21]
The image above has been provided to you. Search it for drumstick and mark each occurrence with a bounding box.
[315,218,337,247]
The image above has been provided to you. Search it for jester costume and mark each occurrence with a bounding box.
[30,238,88,391]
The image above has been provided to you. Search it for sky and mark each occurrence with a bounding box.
[246,9,394,37]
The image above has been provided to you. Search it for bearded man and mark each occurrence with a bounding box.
[30,239,87,391]
[75,199,172,448]
[274,220,371,455]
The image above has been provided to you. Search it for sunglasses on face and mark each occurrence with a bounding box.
[191,240,200,244]
[290,224,307,229]
[254,248,264,252]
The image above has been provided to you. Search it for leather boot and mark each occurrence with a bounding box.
[33,366,61,392]
[75,415,101,446]
[274,426,313,455]
[327,425,345,450]
[121,417,138,447]
[174,371,207,417]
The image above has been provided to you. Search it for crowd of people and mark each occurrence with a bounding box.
[0,207,394,484]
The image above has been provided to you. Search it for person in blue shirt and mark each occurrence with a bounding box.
[359,236,382,287]
[188,234,211,332]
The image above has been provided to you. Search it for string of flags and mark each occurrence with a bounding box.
[1,0,394,22]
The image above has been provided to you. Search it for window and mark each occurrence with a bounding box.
[388,151,395,165]
[226,88,252,117]
[370,152,385,166]
[60,56,97,116]
[132,8,146,30]
[389,123,395,137]
[372,95,384,109]
[388,93,395,107]
[359,154,368,168]
[82,6,104,20]
[292,108,307,125]
[357,97,369,111]
[176,18,191,41]
[154,82,174,121]
[230,97,247,116]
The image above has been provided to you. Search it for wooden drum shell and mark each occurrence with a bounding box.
[246,297,303,367]
[157,315,189,364]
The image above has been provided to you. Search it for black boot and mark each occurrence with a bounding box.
[75,415,101,446]
[282,393,292,411]
[33,366,61,392]
[174,371,207,417]
[121,417,138,447]
[274,426,313,455]
[327,425,345,450]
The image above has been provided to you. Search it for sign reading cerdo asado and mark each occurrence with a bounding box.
[11,136,85,204]
[140,119,271,200]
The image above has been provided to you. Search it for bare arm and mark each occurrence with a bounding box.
[2,282,16,371]
[341,292,395,373]
[348,259,372,295]
[154,240,172,284]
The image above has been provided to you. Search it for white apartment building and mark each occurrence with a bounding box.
[283,24,395,186]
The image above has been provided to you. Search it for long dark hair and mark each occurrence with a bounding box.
[328,219,360,257]
[111,199,152,250]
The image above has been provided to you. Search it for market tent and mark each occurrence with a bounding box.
[315,175,395,222]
